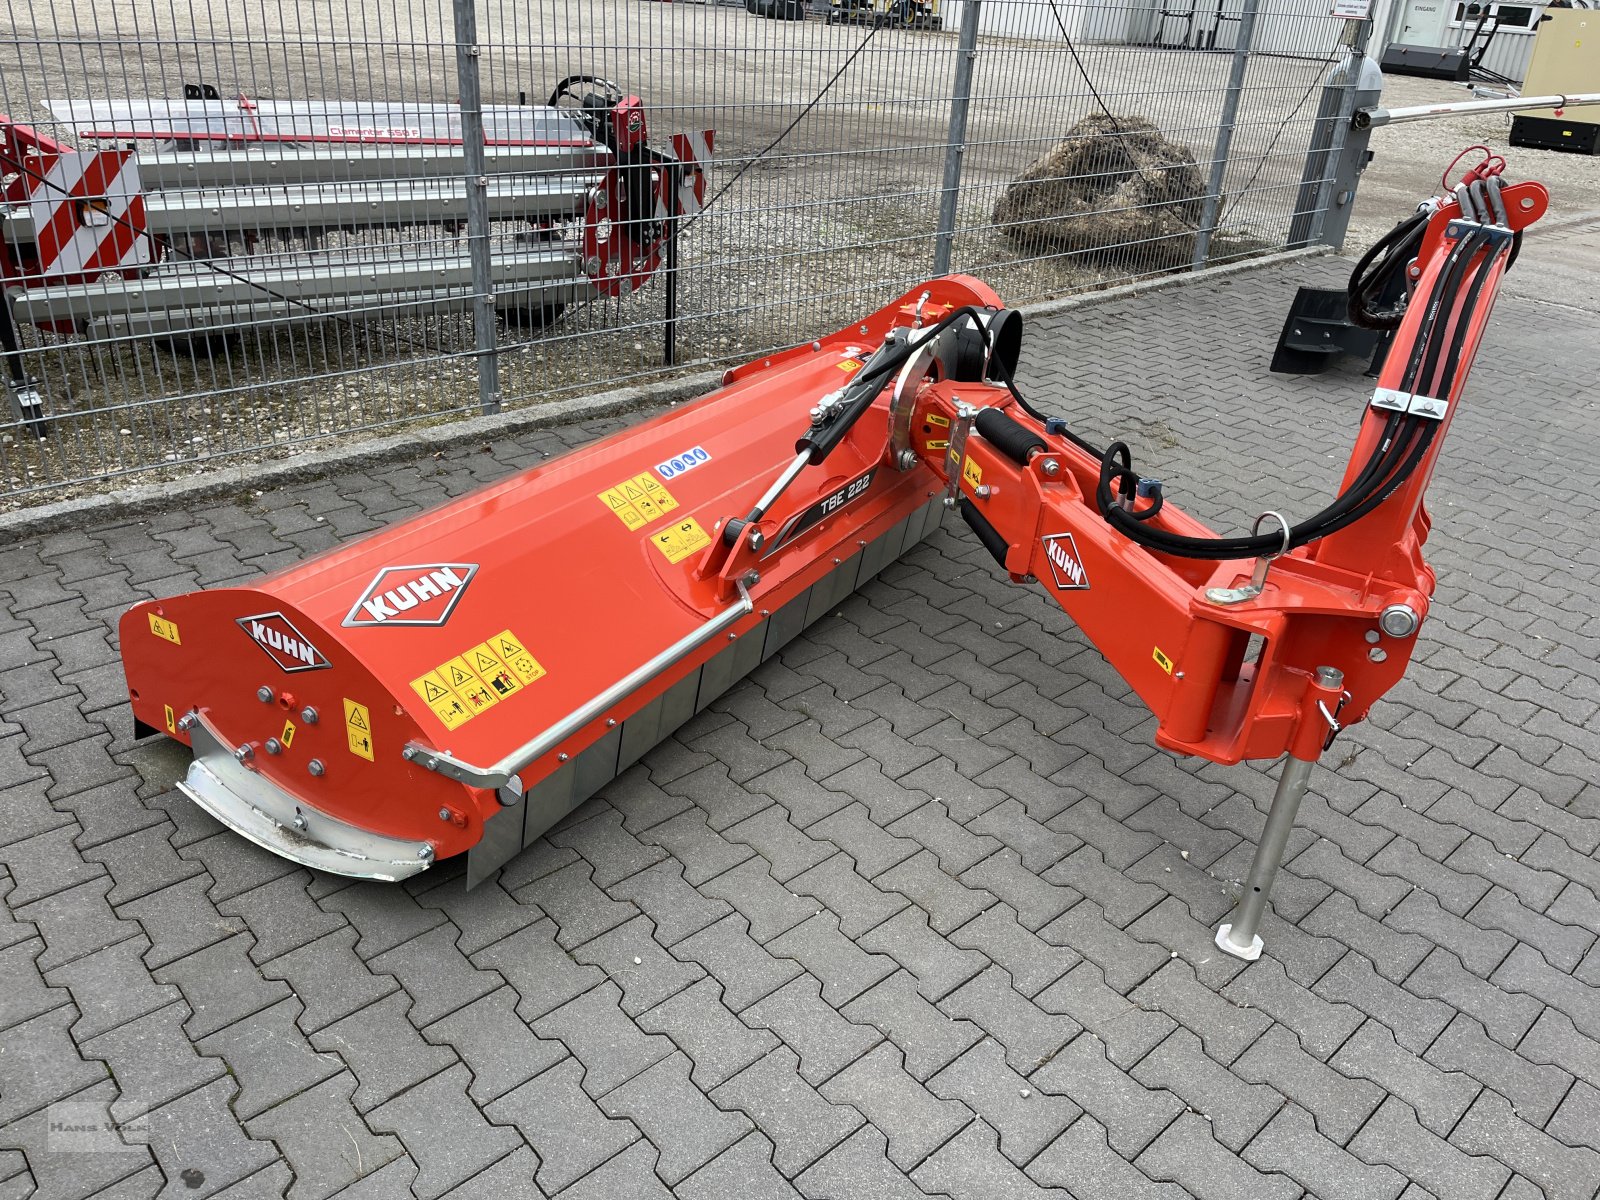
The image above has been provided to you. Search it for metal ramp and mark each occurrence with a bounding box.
[42,97,600,149]
[10,242,586,337]
[2,172,603,246]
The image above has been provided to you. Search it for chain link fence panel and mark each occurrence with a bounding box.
[0,0,1366,507]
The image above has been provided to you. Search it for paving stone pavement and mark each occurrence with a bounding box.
[2,246,1599,1200]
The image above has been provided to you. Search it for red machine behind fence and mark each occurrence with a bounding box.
[119,151,1546,960]
[1,83,712,347]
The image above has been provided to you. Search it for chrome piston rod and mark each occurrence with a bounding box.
[1355,92,1600,129]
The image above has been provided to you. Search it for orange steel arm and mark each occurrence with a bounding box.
[867,165,1547,958]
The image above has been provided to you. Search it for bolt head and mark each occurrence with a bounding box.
[300,706,319,725]
[418,845,435,862]
[1041,459,1060,476]
[234,744,254,763]
[308,759,326,777]
[748,529,764,550]
[256,686,274,703]
[265,738,282,755]
[439,808,452,821]
[292,814,307,832]
[1379,603,1420,638]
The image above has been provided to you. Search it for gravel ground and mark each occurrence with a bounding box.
[2,1,1595,509]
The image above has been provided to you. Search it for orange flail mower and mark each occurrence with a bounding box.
[121,153,1547,960]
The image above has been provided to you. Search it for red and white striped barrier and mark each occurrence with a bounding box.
[20,149,151,282]
[582,129,714,299]
[670,130,714,216]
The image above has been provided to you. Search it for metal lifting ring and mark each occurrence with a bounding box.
[1205,511,1292,606]
[1251,510,1292,560]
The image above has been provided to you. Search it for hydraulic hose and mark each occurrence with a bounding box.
[1347,210,1429,331]
[1093,223,1497,561]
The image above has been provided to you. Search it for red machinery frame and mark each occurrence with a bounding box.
[120,156,1546,961]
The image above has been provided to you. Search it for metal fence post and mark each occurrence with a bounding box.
[933,0,982,277]
[1191,0,1263,270]
[1292,20,1382,251]
[664,167,680,368]
[454,0,500,415]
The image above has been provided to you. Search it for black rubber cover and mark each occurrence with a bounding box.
[985,308,1023,382]
[958,497,1010,568]
[975,407,1045,467]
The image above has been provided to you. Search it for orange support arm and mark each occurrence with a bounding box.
[906,175,1547,774]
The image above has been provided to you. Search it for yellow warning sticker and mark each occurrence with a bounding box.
[634,474,678,515]
[651,517,713,564]
[148,613,182,645]
[280,720,296,749]
[343,698,375,761]
[163,704,177,735]
[490,629,547,686]
[620,477,660,524]
[443,655,501,716]
[598,472,682,531]
[600,486,650,530]
[409,669,474,730]
[839,358,864,373]
[409,627,549,731]
[963,457,984,492]
[925,438,949,451]
[468,641,523,701]
[1153,646,1175,675]
[926,413,951,428]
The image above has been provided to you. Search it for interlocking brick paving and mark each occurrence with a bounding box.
[3,239,1598,1199]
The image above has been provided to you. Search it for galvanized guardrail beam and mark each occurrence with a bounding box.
[1355,93,1600,129]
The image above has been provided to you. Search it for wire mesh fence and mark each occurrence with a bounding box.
[0,0,1369,507]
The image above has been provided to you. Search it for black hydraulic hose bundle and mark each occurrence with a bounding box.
[840,225,1501,568]
[1347,210,1430,331]
[1086,224,1502,561]
[1347,206,1521,334]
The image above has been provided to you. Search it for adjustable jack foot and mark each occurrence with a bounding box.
[1214,749,1320,963]
[1215,922,1263,961]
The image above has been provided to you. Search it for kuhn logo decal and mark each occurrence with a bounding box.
[238,612,331,673]
[342,563,478,628]
[1042,533,1090,591]
[656,446,711,481]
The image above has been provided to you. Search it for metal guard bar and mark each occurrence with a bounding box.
[1355,92,1600,129]
[402,581,755,794]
